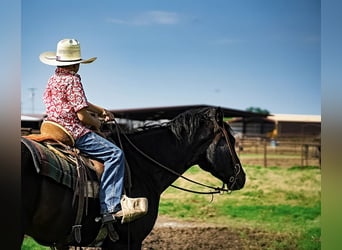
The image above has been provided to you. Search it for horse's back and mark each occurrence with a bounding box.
[22,141,73,243]
[21,142,41,234]
[21,140,104,247]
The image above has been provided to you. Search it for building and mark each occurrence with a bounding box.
[269,114,321,139]
[228,114,321,139]
[21,114,46,135]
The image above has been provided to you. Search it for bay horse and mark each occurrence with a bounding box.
[21,107,246,249]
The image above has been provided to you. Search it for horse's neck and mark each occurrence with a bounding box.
[122,129,196,193]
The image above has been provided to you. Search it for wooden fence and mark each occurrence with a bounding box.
[236,137,321,168]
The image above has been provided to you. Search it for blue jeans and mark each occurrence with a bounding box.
[75,131,124,214]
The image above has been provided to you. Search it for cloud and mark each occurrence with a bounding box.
[144,11,180,25]
[107,11,181,26]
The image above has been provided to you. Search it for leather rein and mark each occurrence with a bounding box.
[105,118,241,196]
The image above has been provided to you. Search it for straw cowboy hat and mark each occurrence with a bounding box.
[39,39,96,66]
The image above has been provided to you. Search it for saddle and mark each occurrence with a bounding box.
[24,120,75,147]
[23,120,104,179]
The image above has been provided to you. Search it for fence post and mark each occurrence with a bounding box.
[264,138,267,167]
[301,144,304,166]
[301,144,309,167]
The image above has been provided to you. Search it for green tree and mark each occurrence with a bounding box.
[246,107,270,115]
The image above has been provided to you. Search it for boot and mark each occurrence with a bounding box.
[118,195,148,223]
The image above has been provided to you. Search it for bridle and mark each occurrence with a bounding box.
[105,116,241,196]
[217,124,242,191]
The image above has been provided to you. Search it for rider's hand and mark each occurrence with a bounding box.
[101,109,115,122]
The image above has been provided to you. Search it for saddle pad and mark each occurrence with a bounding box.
[22,136,78,190]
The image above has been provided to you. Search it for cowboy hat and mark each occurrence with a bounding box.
[39,39,96,66]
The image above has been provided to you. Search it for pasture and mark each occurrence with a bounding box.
[22,162,320,249]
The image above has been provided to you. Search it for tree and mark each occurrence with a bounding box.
[246,107,270,115]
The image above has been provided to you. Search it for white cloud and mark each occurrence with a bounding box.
[107,11,181,26]
[143,11,180,25]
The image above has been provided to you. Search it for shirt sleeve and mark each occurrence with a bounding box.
[66,75,89,112]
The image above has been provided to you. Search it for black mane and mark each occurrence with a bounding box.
[169,107,215,142]
[109,107,219,143]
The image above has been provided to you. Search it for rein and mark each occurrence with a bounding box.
[170,126,242,195]
[105,118,237,195]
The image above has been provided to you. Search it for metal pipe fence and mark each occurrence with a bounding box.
[236,137,321,168]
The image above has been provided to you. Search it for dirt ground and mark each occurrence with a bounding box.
[80,215,296,250]
[141,215,296,250]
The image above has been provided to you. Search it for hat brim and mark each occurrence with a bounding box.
[39,52,97,66]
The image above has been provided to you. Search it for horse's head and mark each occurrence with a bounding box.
[170,107,245,191]
[197,109,246,191]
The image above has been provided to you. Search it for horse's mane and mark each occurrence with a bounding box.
[169,108,208,142]
[116,107,216,143]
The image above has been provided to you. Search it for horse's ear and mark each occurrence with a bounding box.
[216,107,224,126]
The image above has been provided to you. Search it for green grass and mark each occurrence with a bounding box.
[297,227,321,250]
[21,237,49,250]
[219,204,320,226]
[159,164,321,249]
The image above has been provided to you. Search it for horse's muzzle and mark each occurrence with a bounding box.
[227,171,246,191]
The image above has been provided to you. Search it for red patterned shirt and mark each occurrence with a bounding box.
[43,67,91,139]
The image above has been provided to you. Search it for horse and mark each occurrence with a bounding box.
[21,107,246,249]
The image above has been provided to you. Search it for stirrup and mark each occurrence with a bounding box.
[101,214,119,242]
[102,213,117,224]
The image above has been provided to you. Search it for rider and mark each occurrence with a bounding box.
[39,38,147,226]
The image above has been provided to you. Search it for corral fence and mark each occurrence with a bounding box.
[235,136,321,168]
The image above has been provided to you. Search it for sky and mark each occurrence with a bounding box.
[21,0,320,115]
